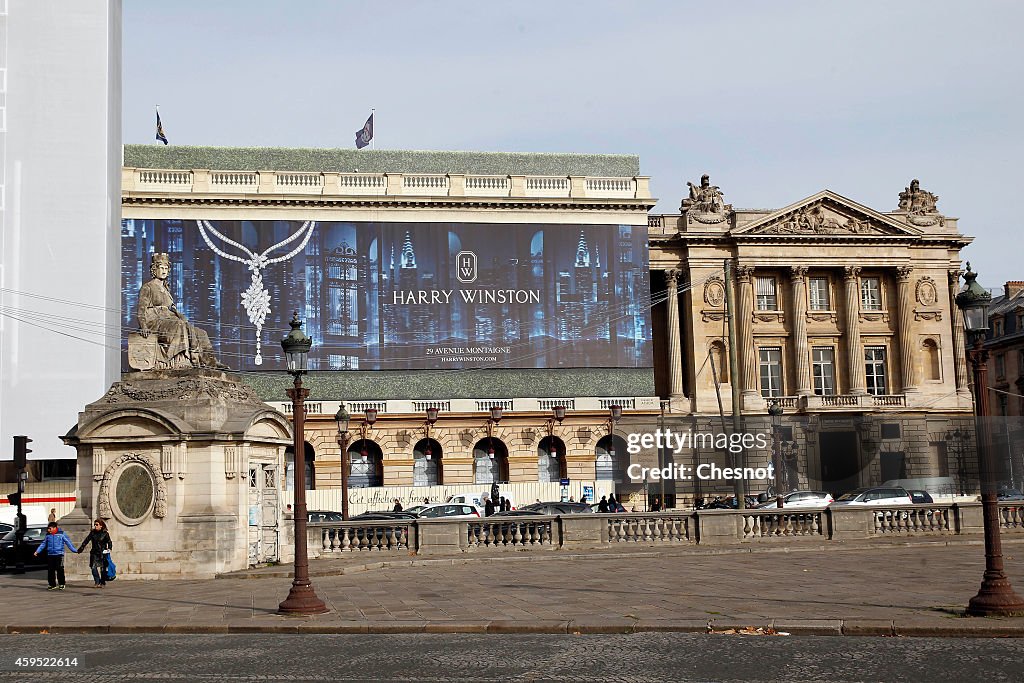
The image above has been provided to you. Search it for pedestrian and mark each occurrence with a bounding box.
[503,497,511,512]
[498,496,506,512]
[535,498,541,504]
[651,496,662,512]
[568,496,575,503]
[579,493,587,504]
[48,508,57,523]
[33,522,77,590]
[484,496,495,517]
[285,504,293,513]
[392,498,403,512]
[77,519,112,588]
[423,497,430,505]
[608,493,620,512]
[598,495,609,513]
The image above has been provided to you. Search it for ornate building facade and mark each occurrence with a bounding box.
[647,176,978,501]
[119,147,982,508]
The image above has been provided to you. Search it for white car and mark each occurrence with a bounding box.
[414,503,481,519]
[830,487,912,507]
[756,490,833,509]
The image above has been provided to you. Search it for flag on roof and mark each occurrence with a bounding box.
[355,113,373,149]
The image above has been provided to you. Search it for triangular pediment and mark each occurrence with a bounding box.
[732,190,922,238]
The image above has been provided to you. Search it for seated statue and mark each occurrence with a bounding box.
[128,253,227,371]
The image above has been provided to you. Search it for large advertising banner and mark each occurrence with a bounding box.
[121,219,652,372]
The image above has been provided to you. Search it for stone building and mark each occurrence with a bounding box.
[120,145,660,510]
[646,176,977,501]
[984,281,1024,488]
[119,148,982,509]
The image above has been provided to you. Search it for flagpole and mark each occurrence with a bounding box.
[155,104,159,146]
[370,108,375,149]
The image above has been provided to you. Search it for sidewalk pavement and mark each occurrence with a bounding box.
[3,540,1024,637]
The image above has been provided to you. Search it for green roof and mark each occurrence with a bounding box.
[123,145,640,177]
[240,368,655,403]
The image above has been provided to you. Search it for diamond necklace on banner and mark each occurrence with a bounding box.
[196,219,317,365]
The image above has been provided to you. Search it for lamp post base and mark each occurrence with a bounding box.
[967,575,1024,617]
[278,581,329,615]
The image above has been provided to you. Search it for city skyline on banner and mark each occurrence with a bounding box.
[121,219,653,372]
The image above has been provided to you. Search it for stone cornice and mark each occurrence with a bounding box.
[121,194,657,212]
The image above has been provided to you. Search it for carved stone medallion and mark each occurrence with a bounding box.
[703,276,726,307]
[915,277,938,306]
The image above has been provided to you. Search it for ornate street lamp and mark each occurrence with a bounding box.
[279,313,327,615]
[334,405,350,521]
[955,264,1024,616]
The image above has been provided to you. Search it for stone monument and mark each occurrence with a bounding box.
[60,254,293,579]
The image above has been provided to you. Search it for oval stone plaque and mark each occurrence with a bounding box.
[115,463,154,522]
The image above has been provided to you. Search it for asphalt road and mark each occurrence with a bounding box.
[0,634,1021,682]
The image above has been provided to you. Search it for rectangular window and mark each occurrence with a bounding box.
[755,276,778,311]
[994,319,1004,336]
[996,354,1006,379]
[865,346,888,395]
[811,347,836,396]
[808,277,830,311]
[758,347,783,398]
[860,277,882,310]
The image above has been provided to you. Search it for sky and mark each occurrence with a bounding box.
[122,1,1024,290]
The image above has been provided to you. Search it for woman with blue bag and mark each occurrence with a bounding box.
[77,519,113,588]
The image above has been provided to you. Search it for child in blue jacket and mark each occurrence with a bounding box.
[33,522,78,590]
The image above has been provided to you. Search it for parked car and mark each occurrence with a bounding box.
[756,491,833,509]
[415,503,480,519]
[307,510,343,523]
[0,522,13,538]
[351,511,418,521]
[997,488,1024,502]
[403,505,427,515]
[521,501,593,515]
[0,525,48,571]
[831,487,913,507]
[908,490,934,504]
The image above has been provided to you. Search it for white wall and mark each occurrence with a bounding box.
[0,1,122,460]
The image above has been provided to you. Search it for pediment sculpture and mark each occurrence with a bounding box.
[127,253,228,371]
[681,174,730,223]
[754,204,886,236]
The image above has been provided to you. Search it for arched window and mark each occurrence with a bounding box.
[413,438,443,486]
[595,435,629,482]
[538,436,567,483]
[348,440,383,488]
[710,341,728,380]
[922,339,941,381]
[473,439,509,484]
[284,442,316,490]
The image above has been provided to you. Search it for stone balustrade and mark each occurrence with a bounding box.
[123,167,652,200]
[304,502,1021,558]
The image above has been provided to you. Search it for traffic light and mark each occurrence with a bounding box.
[6,492,20,506]
[13,435,31,469]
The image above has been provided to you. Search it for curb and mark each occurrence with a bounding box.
[4,618,1024,637]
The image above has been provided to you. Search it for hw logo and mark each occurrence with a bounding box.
[456,250,478,284]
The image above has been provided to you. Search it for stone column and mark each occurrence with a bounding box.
[843,266,866,394]
[790,266,811,396]
[949,269,971,398]
[665,268,686,407]
[896,266,919,394]
[737,265,759,402]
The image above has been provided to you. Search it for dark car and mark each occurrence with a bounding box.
[520,502,593,515]
[0,522,13,538]
[998,488,1024,502]
[351,511,418,521]
[0,525,48,571]
[908,490,934,504]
